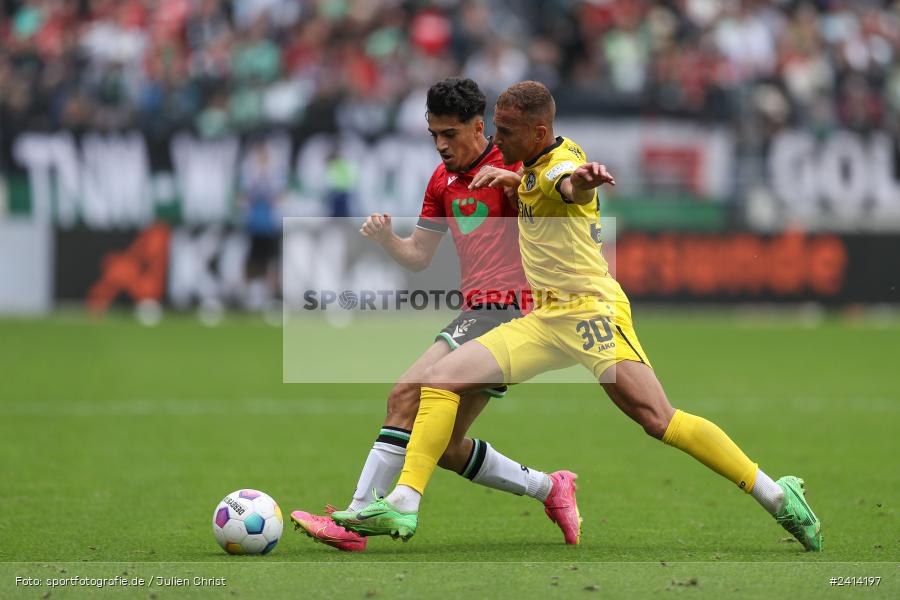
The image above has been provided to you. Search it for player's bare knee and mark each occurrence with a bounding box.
[384,383,420,428]
[421,365,457,393]
[420,365,437,389]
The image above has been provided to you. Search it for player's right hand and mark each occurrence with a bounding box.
[469,166,521,190]
[360,213,393,243]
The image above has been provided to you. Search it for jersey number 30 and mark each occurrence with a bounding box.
[576,318,613,350]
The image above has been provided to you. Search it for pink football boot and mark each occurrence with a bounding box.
[291,508,368,552]
[543,470,583,545]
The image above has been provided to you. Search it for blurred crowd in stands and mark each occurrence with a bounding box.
[1,0,898,139]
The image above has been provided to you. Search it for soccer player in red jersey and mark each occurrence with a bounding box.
[290,78,581,551]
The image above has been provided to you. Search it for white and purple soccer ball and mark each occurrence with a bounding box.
[212,489,283,555]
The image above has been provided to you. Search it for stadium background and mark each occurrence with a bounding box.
[1,1,898,598]
[2,0,899,312]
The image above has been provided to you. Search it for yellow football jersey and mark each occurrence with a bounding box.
[516,136,624,303]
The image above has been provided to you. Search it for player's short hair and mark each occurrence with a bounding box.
[426,78,486,123]
[496,80,556,122]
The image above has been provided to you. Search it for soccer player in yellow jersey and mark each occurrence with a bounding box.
[332,81,823,552]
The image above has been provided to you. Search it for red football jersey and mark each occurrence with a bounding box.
[417,141,528,310]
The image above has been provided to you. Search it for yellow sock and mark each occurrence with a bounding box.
[662,410,758,493]
[397,387,460,495]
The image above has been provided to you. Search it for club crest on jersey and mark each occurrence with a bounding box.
[525,171,536,191]
[451,197,488,234]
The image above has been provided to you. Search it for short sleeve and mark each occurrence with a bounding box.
[539,143,586,203]
[417,169,448,233]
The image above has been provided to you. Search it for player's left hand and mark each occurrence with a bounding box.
[570,162,616,190]
[469,166,521,190]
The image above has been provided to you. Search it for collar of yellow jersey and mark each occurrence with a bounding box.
[523,136,564,167]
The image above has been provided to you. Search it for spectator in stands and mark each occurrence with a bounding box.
[239,137,285,310]
[0,0,896,142]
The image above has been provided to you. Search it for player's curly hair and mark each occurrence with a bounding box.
[496,80,556,121]
[426,78,486,123]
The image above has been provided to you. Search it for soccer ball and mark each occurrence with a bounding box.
[212,489,283,555]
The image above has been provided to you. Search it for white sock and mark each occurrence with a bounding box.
[525,468,554,503]
[348,440,406,511]
[386,484,421,513]
[751,469,785,515]
[464,440,553,502]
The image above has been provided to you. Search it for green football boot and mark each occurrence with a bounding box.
[774,476,822,551]
[330,497,418,541]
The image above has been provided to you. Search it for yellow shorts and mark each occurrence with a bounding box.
[476,297,651,384]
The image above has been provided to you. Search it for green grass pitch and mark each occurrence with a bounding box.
[1,311,897,598]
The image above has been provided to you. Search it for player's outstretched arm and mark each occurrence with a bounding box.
[469,165,521,190]
[359,213,443,272]
[470,166,523,209]
[560,162,616,205]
